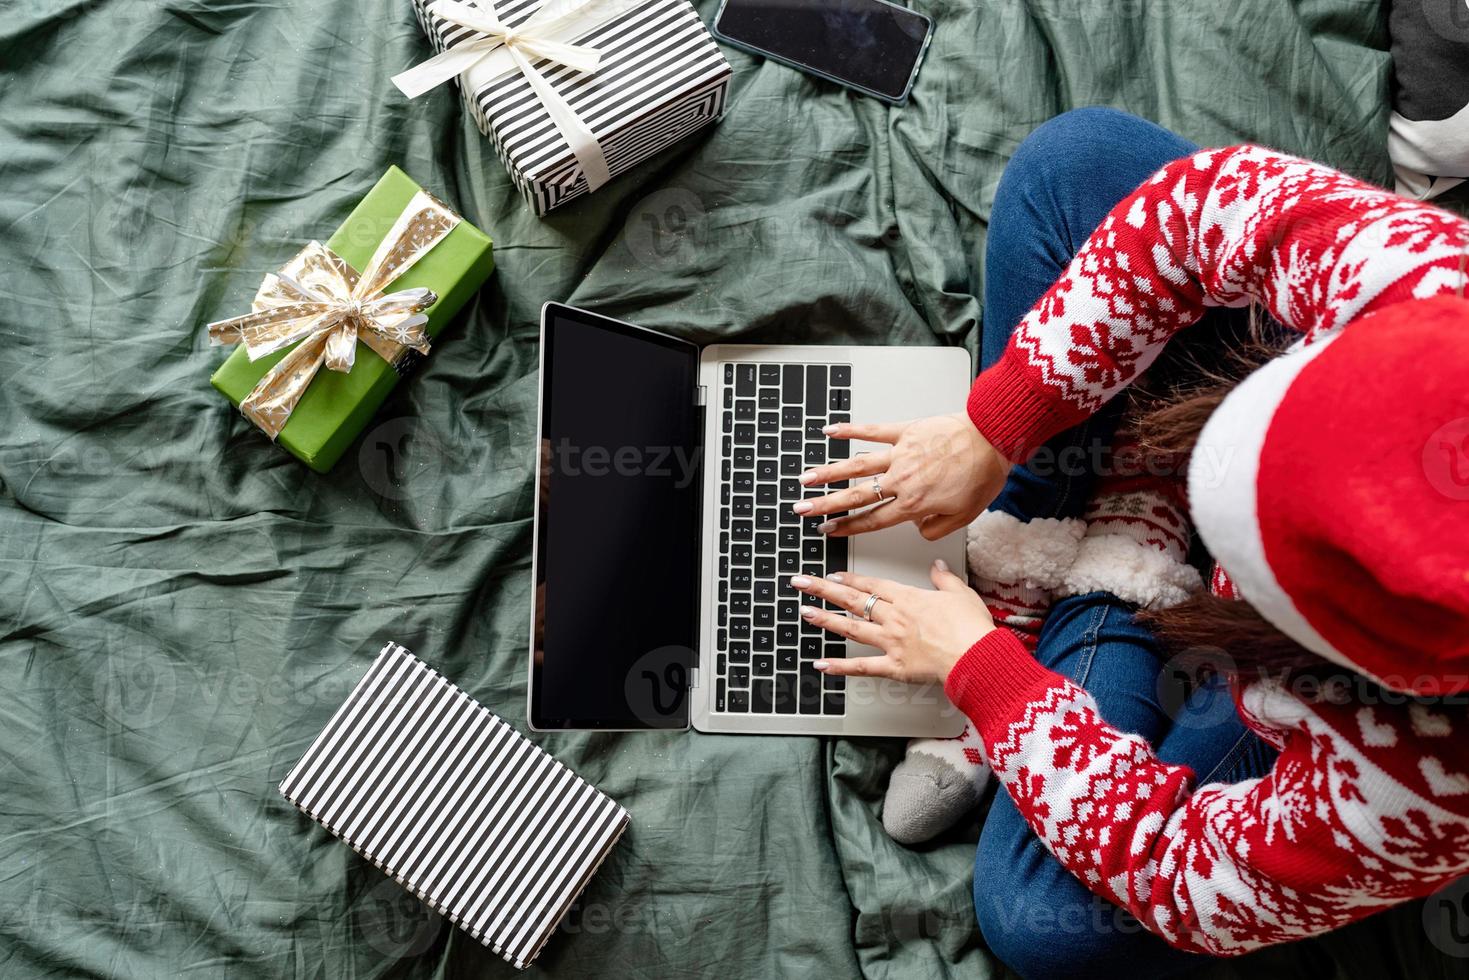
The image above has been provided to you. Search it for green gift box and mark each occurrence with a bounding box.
[209,167,494,473]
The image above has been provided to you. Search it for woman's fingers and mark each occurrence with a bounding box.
[827,570,910,601]
[817,501,912,538]
[813,652,900,679]
[928,558,969,593]
[798,449,891,488]
[796,604,885,647]
[791,573,881,617]
[917,511,972,542]
[824,420,908,445]
[793,482,889,518]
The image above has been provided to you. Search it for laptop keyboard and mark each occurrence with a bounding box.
[713,362,853,717]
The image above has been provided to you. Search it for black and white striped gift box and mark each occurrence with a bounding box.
[279,642,629,969]
[411,0,731,214]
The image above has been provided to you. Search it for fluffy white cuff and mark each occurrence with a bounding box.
[966,510,1085,591]
[1057,533,1204,610]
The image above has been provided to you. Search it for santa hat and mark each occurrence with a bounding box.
[1187,296,1469,696]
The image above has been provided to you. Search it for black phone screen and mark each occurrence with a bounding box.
[715,0,932,101]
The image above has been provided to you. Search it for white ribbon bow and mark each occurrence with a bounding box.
[393,0,616,191]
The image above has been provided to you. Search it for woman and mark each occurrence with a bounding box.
[787,108,1469,977]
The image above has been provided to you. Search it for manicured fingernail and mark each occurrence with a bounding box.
[800,605,819,620]
[827,573,845,584]
[791,575,812,588]
[799,470,817,485]
[813,660,830,671]
[817,521,836,535]
[793,501,813,514]
[934,559,949,572]
[821,424,838,435]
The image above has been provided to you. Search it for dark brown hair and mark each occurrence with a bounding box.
[1127,310,1334,679]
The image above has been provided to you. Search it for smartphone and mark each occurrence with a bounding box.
[712,0,934,106]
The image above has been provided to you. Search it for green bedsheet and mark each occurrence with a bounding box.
[4,0,1462,976]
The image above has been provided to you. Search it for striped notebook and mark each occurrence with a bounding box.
[279,642,630,969]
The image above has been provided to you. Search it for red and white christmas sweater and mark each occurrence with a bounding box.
[954,145,1469,954]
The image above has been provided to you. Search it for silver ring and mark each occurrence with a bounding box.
[870,480,887,502]
[862,593,886,622]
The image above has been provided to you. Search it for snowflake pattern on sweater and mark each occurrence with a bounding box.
[955,146,1469,955]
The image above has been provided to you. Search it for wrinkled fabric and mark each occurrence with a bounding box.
[0,0,1440,976]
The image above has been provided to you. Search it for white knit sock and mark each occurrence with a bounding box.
[882,510,1084,845]
[882,722,992,844]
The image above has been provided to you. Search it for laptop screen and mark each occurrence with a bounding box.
[530,305,701,730]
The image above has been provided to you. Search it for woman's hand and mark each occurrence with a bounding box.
[796,413,1012,539]
[791,561,996,686]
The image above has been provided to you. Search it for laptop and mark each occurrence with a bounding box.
[528,302,969,737]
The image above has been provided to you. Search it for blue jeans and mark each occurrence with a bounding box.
[971,108,1278,980]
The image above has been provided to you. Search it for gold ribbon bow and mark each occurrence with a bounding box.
[208,190,460,439]
[392,0,627,191]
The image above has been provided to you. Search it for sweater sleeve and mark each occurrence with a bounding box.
[947,631,1469,955]
[969,144,1469,461]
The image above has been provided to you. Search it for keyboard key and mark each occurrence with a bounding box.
[727,689,749,713]
[753,653,774,676]
[829,413,849,426]
[734,423,755,445]
[758,412,779,434]
[823,673,846,692]
[781,364,803,404]
[752,680,774,713]
[779,479,801,501]
[754,580,775,603]
[777,648,797,671]
[755,533,777,555]
[779,506,799,526]
[719,508,729,530]
[718,605,727,627]
[722,411,733,433]
[733,496,753,517]
[801,636,822,659]
[732,543,753,565]
[735,400,755,421]
[758,388,780,409]
[733,471,754,493]
[823,692,846,715]
[825,536,848,575]
[732,520,752,542]
[723,386,733,409]
[730,617,750,639]
[825,641,846,660]
[736,364,756,396]
[759,364,780,385]
[776,624,799,647]
[731,569,752,590]
[830,439,850,460]
[724,363,733,384]
[798,666,823,714]
[804,419,825,440]
[755,557,776,579]
[756,508,777,531]
[779,600,799,622]
[781,406,802,428]
[805,365,827,415]
[730,665,750,688]
[780,430,801,453]
[731,593,751,614]
[733,447,755,469]
[831,365,851,386]
[777,571,796,595]
[802,539,823,563]
[757,437,779,459]
[775,675,798,714]
[781,455,802,476]
[754,606,774,628]
[728,642,750,663]
[778,525,800,548]
[716,678,726,712]
[830,389,850,411]
[804,443,825,465]
[756,484,777,505]
[753,630,774,652]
